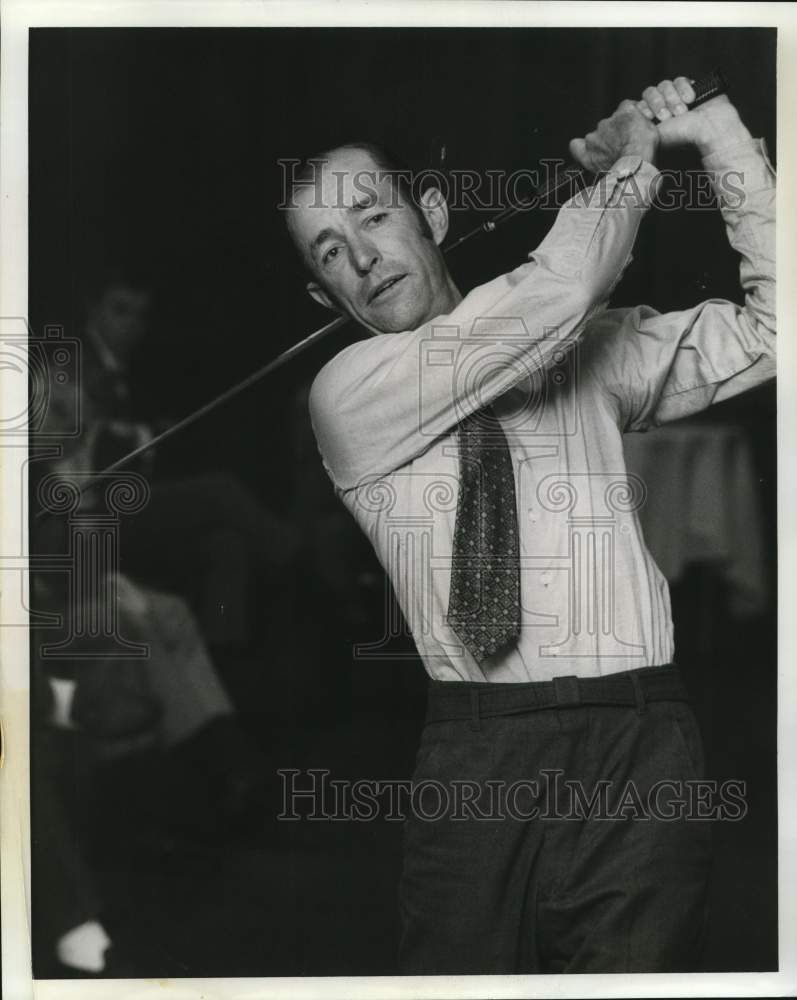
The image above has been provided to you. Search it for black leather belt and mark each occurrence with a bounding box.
[425,664,689,724]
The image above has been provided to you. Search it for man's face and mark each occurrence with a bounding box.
[287,147,456,335]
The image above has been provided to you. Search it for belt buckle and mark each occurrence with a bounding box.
[552,674,581,707]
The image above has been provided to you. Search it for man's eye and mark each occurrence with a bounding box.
[367,213,387,226]
[322,246,341,265]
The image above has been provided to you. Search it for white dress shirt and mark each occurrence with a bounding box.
[309,139,776,682]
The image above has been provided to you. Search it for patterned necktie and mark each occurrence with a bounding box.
[446,405,521,661]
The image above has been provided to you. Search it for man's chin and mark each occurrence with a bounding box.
[363,299,427,335]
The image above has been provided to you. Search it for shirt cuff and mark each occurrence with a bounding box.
[605,156,662,208]
[702,137,776,197]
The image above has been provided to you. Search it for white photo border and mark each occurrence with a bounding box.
[2,2,795,998]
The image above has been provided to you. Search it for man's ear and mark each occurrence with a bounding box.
[419,186,450,246]
[307,281,337,312]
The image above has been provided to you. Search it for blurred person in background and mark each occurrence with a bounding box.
[44,262,299,655]
[29,261,294,957]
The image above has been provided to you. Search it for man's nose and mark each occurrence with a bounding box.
[349,236,380,276]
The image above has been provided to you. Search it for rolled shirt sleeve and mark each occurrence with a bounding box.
[582,138,776,432]
[310,158,661,490]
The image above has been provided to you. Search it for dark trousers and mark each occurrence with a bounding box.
[398,666,713,974]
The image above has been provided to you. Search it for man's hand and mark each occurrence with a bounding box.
[637,78,752,156]
[569,99,659,174]
[570,77,753,173]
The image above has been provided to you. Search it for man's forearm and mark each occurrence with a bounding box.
[703,133,774,294]
[694,104,754,159]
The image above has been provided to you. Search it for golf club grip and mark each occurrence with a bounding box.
[689,68,728,108]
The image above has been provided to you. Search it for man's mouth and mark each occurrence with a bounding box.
[368,274,407,304]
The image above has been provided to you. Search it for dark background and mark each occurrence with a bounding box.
[30,27,777,977]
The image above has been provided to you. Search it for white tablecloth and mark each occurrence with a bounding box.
[623,422,768,617]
